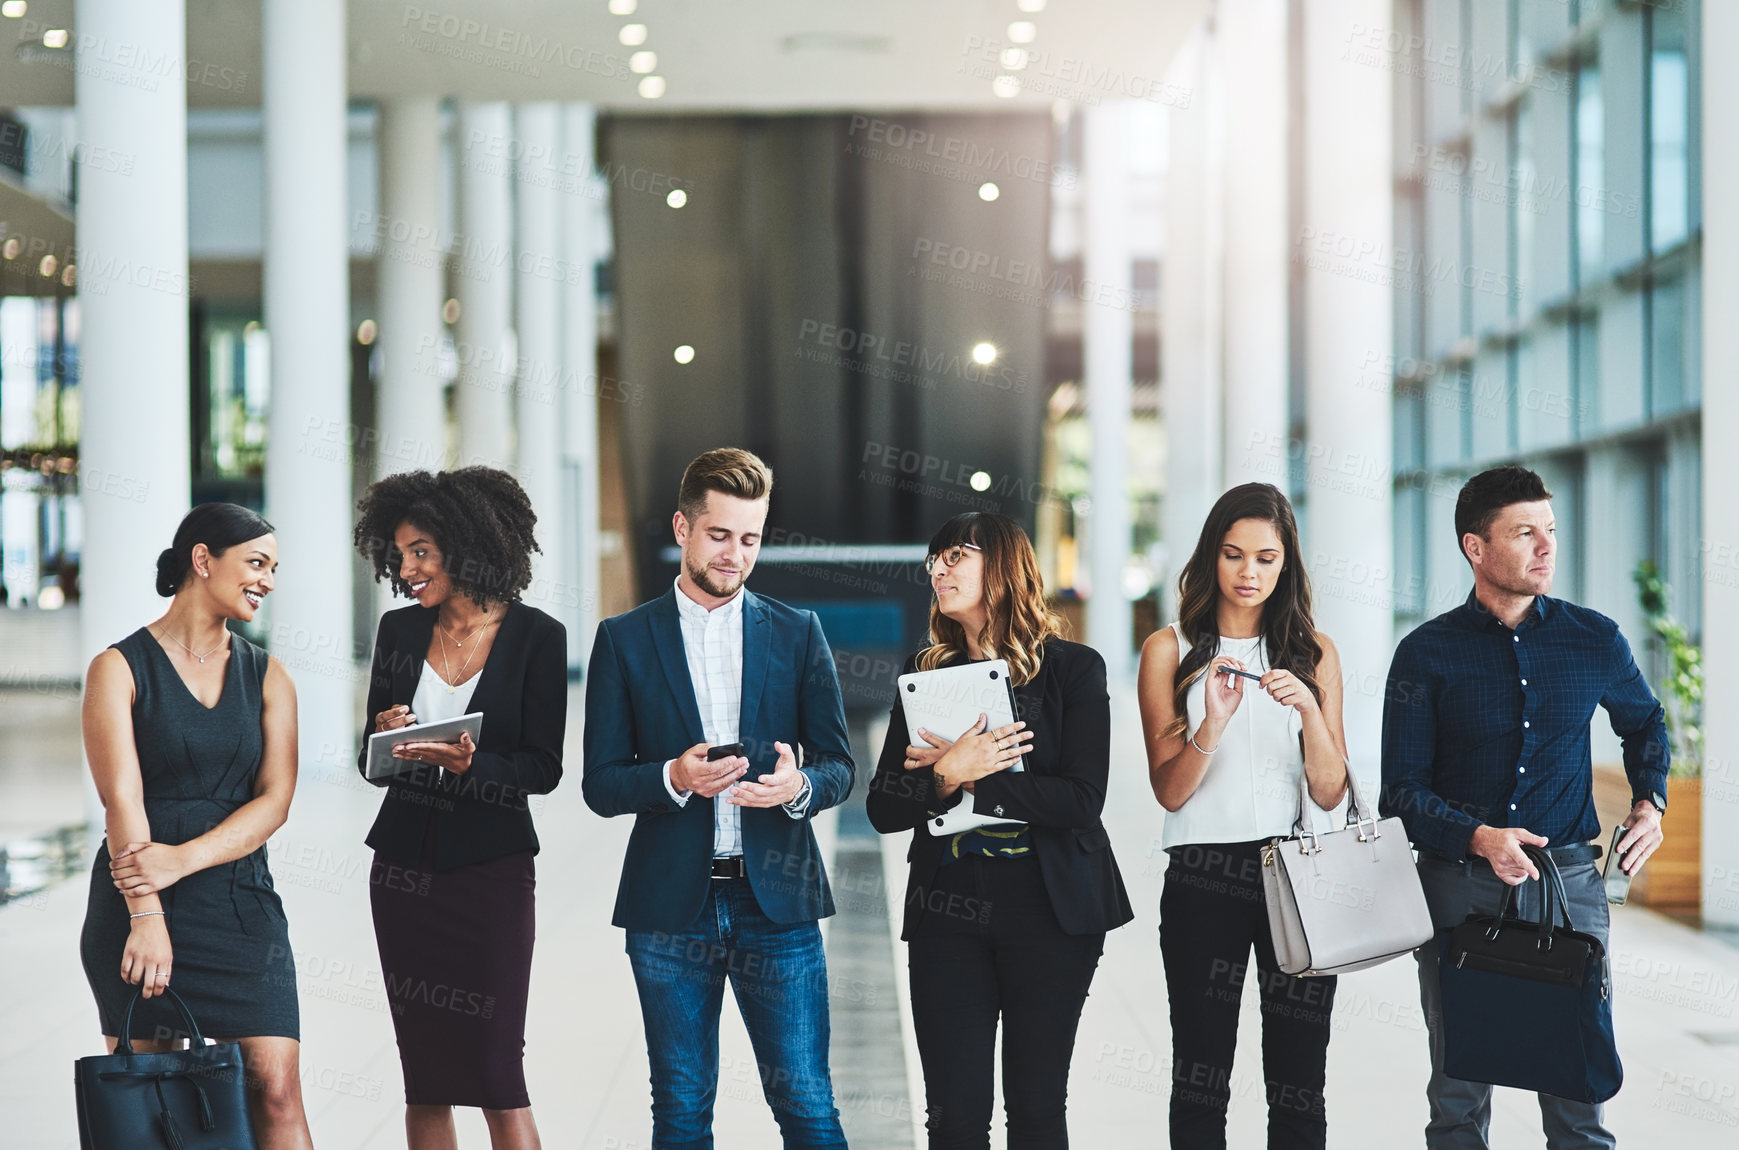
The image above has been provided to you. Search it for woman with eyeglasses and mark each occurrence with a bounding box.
[1137,483,1349,1150]
[867,512,1133,1149]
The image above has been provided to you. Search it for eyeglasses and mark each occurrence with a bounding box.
[924,543,982,574]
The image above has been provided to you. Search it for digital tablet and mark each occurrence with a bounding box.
[895,660,1026,837]
[365,712,484,780]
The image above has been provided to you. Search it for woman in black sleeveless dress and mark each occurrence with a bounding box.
[79,503,313,1149]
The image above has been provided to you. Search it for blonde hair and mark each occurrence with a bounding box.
[915,513,1066,686]
[678,447,773,520]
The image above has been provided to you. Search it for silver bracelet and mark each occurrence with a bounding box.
[1189,731,1218,755]
[129,910,165,920]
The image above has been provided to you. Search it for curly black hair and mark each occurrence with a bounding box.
[353,467,541,609]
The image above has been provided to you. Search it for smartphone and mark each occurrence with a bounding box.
[1603,824,1632,905]
[705,742,746,762]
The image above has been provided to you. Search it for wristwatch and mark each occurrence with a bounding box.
[1634,790,1667,815]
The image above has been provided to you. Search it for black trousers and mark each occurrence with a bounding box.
[1159,840,1336,1150]
[907,854,1105,1150]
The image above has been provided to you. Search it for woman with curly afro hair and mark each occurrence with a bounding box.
[352,466,567,1150]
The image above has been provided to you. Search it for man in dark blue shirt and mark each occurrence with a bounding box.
[1381,465,1670,1150]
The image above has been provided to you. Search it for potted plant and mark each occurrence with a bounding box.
[1631,560,1703,912]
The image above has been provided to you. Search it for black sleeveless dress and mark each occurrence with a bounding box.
[79,628,300,1040]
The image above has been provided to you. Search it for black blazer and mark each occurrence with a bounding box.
[866,638,1133,939]
[357,602,567,871]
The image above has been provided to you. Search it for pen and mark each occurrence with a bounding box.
[1221,667,1264,683]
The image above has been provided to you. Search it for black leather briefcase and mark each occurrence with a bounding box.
[73,987,258,1149]
[1436,845,1622,1104]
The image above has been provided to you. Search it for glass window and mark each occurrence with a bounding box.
[199,314,270,480]
[1512,101,1534,318]
[1649,7,1689,253]
[1574,65,1602,286]
[1650,275,1686,414]
[0,297,39,450]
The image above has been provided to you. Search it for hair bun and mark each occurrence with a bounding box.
[155,547,187,597]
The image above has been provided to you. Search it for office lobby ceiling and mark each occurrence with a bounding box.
[0,0,1209,110]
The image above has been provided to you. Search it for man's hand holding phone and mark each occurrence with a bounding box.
[671,741,748,798]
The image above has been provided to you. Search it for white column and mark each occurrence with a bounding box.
[1219,0,1289,485]
[1083,103,1134,675]
[514,104,565,619]
[75,0,191,832]
[263,0,353,763]
[1302,0,1394,771]
[375,98,447,477]
[1161,28,1223,621]
[1701,0,1739,929]
[562,104,603,671]
[455,102,515,470]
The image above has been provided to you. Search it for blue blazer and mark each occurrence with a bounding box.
[582,587,855,931]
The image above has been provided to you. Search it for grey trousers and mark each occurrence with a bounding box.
[1413,856,1616,1150]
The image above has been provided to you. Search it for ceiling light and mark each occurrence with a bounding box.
[607,0,637,13]
[618,23,647,46]
[666,188,687,208]
[38,254,56,277]
[970,471,993,492]
[1007,22,1037,44]
[673,344,695,364]
[638,75,666,99]
[357,319,377,345]
[971,342,997,365]
[991,74,1022,98]
[629,50,657,74]
[1,3,28,18]
[60,263,75,287]
[2,238,18,260]
[41,27,68,48]
[1000,47,1029,70]
[1017,0,1047,11]
[978,182,1000,202]
[443,298,461,324]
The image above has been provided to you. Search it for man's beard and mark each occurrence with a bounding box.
[686,555,746,598]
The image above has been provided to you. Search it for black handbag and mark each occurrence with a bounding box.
[73,987,259,1150]
[1435,845,1623,1104]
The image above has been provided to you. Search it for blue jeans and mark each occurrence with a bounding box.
[1414,857,1616,1150]
[625,877,848,1150]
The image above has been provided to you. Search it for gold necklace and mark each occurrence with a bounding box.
[438,612,494,648]
[436,611,499,693]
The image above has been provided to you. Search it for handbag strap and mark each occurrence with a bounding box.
[116,986,206,1054]
[1291,756,1369,838]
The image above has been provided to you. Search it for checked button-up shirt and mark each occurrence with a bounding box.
[1380,590,1670,862]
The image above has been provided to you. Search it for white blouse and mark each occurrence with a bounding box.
[1160,623,1338,849]
[412,661,481,725]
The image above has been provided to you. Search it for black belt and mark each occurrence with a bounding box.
[710,856,746,879]
[1424,842,1601,867]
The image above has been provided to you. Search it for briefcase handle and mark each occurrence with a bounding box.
[1491,845,1576,944]
[115,986,208,1054]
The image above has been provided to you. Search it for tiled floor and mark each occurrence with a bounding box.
[4,684,1739,1147]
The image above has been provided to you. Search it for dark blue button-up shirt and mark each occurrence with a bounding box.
[1380,590,1670,861]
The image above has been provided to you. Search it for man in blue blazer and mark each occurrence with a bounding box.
[583,447,854,1150]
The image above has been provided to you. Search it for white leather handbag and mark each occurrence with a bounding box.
[1261,767,1434,977]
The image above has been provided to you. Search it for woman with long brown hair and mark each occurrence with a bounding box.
[1136,482,1349,1150]
[868,511,1132,1149]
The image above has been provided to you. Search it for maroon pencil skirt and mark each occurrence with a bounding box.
[370,850,536,1109]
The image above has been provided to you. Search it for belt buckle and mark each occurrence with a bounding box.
[711,856,745,880]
